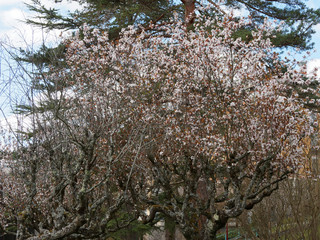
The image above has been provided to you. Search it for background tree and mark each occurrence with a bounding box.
[238,122,320,240]
[238,178,320,239]
[26,0,320,48]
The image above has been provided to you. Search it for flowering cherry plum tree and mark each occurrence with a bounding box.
[1,7,318,240]
[0,46,147,239]
[64,11,317,239]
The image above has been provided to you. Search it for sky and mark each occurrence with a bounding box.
[0,0,82,47]
[0,0,82,122]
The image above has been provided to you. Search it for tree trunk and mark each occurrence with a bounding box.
[181,0,196,27]
[165,217,175,240]
[196,178,208,238]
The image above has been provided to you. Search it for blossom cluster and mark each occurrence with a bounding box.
[65,13,315,175]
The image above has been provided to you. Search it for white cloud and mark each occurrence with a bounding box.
[0,113,24,132]
[0,5,46,48]
[0,0,24,8]
[0,0,83,48]
[0,8,26,29]
[314,24,320,34]
[307,58,320,77]
[0,111,32,152]
[307,0,320,9]
[1,25,63,49]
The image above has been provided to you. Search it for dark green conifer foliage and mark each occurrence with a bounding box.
[228,0,320,49]
[26,0,183,40]
[25,0,320,49]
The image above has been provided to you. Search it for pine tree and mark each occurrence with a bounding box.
[25,0,320,49]
[26,0,183,40]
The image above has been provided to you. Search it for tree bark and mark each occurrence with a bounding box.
[165,217,175,240]
[181,0,196,27]
[26,215,85,240]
